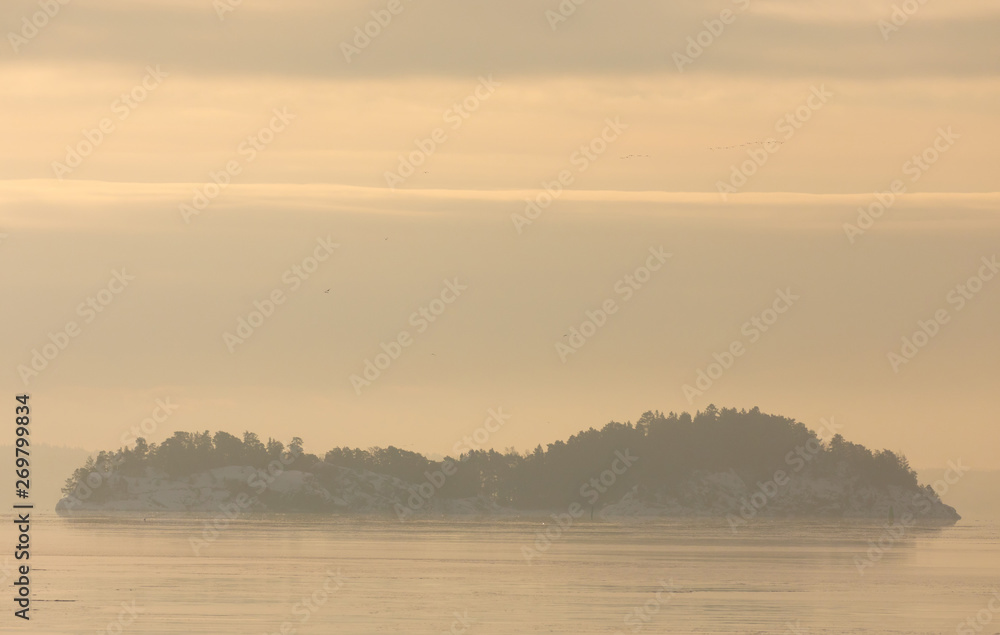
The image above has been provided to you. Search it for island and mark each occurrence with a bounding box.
[57,405,960,524]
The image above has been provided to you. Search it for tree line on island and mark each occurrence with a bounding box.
[63,405,925,509]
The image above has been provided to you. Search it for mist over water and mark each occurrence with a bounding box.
[29,515,1000,634]
[4,0,1000,630]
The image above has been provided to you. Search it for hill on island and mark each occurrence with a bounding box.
[58,405,960,523]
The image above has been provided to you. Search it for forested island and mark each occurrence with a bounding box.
[58,406,960,523]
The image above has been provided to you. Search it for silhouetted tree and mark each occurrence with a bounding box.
[61,407,928,511]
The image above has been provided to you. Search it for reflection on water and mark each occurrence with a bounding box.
[29,515,1000,634]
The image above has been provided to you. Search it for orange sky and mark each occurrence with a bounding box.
[1,0,998,469]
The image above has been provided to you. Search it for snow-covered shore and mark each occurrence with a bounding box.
[56,463,959,523]
[56,463,508,517]
[598,469,960,523]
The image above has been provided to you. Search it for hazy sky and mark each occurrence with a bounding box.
[1,0,998,470]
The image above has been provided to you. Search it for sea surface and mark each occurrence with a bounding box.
[22,514,1000,634]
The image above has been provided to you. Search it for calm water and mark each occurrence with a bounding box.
[25,514,1000,634]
